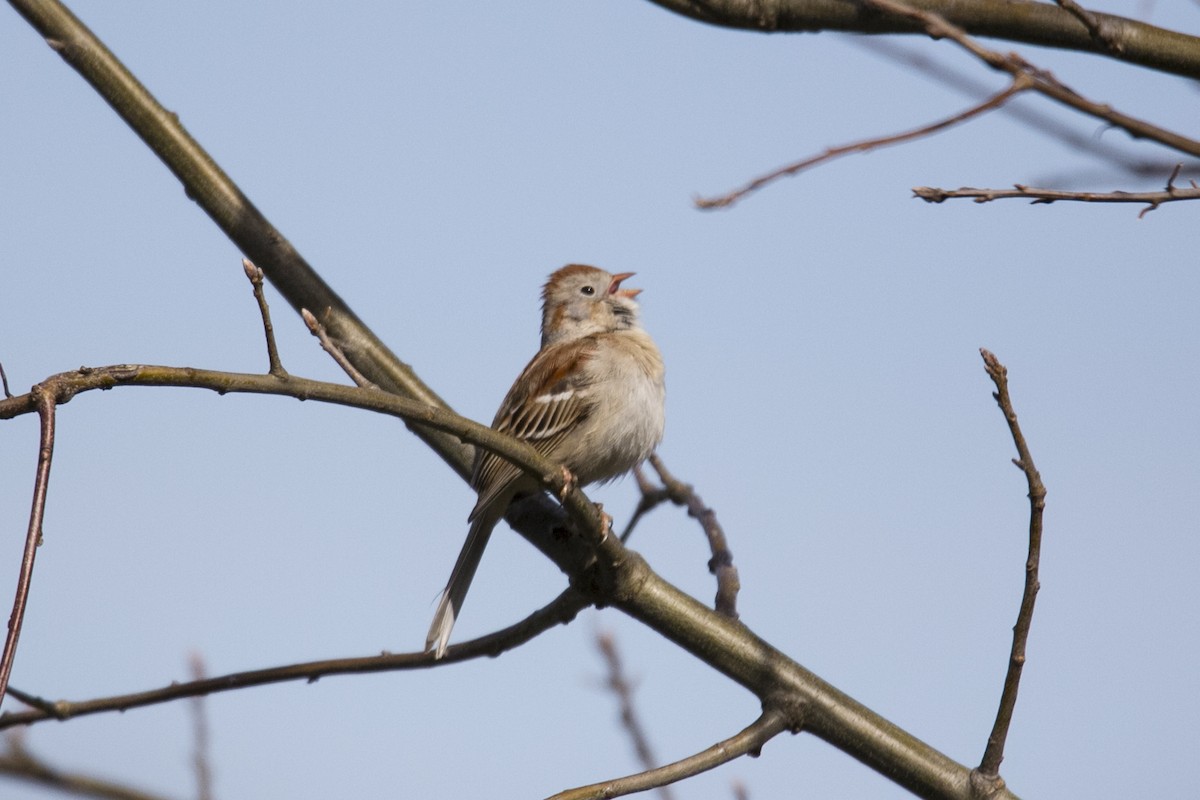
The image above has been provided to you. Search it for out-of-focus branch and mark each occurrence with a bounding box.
[0,734,180,800]
[187,655,214,800]
[1,588,588,730]
[697,81,1025,209]
[0,388,56,710]
[549,709,789,800]
[595,631,677,800]
[914,164,1199,217]
[976,350,1046,782]
[642,0,1200,79]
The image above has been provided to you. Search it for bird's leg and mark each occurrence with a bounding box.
[559,465,576,500]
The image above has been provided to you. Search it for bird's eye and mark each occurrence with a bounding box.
[580,285,595,296]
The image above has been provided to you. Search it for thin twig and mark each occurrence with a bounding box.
[647,455,740,619]
[0,364,12,399]
[302,308,377,389]
[188,654,214,800]
[697,81,1026,208]
[595,631,676,800]
[1,588,588,731]
[846,38,1179,179]
[861,0,1200,158]
[548,709,789,800]
[619,465,670,543]
[0,388,56,710]
[242,258,287,377]
[976,350,1047,781]
[0,733,181,800]
[915,163,1197,217]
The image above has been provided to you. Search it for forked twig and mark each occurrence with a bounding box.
[861,0,1200,158]
[0,388,57,709]
[976,350,1047,781]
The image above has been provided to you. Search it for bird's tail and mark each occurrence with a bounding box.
[425,505,503,659]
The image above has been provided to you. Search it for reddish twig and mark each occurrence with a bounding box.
[0,388,57,710]
[915,163,1198,217]
[975,350,1047,782]
[647,455,740,619]
[595,631,676,800]
[697,81,1026,209]
[242,258,287,377]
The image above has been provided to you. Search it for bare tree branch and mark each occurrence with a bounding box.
[549,709,789,800]
[642,0,1200,79]
[646,456,741,619]
[914,164,1198,217]
[1,588,588,731]
[976,350,1047,781]
[0,388,56,710]
[846,38,1185,179]
[697,81,1025,208]
[860,0,1200,159]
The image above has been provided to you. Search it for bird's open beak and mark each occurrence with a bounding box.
[609,272,641,299]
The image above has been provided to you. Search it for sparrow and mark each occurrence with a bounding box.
[426,264,666,658]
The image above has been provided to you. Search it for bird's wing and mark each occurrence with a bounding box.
[469,337,596,520]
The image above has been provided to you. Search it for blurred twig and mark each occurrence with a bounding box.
[188,654,214,800]
[0,732,180,800]
[595,631,676,800]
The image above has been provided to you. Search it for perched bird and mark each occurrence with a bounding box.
[426,264,666,658]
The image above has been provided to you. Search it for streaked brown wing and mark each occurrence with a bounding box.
[469,338,596,520]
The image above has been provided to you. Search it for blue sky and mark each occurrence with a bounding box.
[2,2,1198,798]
